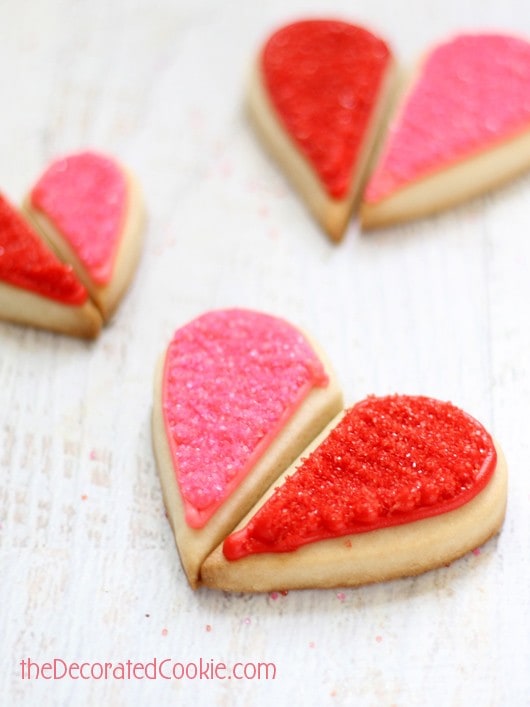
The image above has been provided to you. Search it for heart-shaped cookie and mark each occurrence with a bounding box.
[361,33,530,228]
[0,193,101,338]
[202,395,507,592]
[25,150,144,321]
[249,19,395,241]
[151,308,343,587]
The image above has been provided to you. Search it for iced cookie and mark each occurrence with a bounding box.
[202,395,507,592]
[361,34,530,228]
[249,19,395,241]
[25,150,144,320]
[152,309,343,588]
[0,193,101,338]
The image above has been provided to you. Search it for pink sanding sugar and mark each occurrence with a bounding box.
[30,151,127,284]
[365,34,530,202]
[162,309,328,528]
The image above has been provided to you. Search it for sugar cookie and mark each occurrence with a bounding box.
[202,395,507,592]
[152,309,342,587]
[25,150,144,321]
[249,19,395,240]
[361,34,530,228]
[0,193,101,338]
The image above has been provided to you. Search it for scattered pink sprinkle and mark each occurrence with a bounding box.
[243,617,251,625]
[81,494,88,501]
[375,635,383,643]
[269,590,288,600]
[161,628,168,637]
[309,641,315,649]
[472,547,481,556]
[344,539,352,548]
[336,592,346,602]
[89,450,97,460]
[206,624,212,632]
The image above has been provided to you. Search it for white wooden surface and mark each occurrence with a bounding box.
[1,1,530,705]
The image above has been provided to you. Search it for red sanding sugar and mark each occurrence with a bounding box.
[224,395,496,559]
[0,193,87,304]
[262,20,391,198]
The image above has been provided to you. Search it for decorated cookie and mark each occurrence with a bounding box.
[202,395,507,592]
[25,150,144,321]
[0,193,101,338]
[361,33,530,228]
[151,308,343,587]
[249,19,395,241]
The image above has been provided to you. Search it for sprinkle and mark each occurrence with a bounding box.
[81,494,88,501]
[309,641,315,648]
[269,592,279,600]
[336,592,346,602]
[472,547,481,556]
[243,617,251,625]
[161,628,168,637]
[375,635,383,643]
[89,450,97,460]
[206,624,212,632]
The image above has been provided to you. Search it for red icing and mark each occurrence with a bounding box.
[0,193,87,305]
[262,19,392,198]
[162,309,329,528]
[224,395,496,559]
[30,151,127,285]
[365,34,530,202]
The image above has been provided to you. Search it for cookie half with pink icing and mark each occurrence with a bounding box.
[24,150,144,321]
[249,19,396,241]
[151,309,343,588]
[0,193,102,338]
[361,33,530,228]
[202,395,507,592]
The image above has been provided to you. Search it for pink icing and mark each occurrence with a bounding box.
[162,309,329,528]
[30,151,127,284]
[365,34,530,202]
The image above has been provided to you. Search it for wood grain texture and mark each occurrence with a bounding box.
[1,1,530,705]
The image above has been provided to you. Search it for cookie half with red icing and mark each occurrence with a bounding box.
[249,19,395,241]
[0,193,101,338]
[361,33,530,228]
[152,309,343,588]
[24,150,144,321]
[202,395,507,591]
